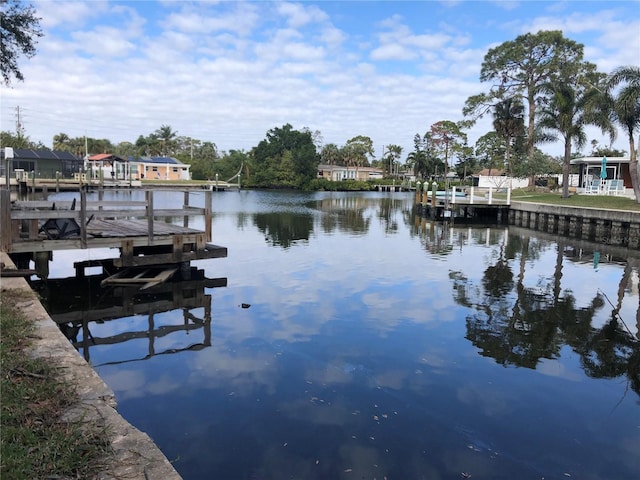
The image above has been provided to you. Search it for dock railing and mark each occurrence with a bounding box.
[1,189,213,254]
[414,183,511,206]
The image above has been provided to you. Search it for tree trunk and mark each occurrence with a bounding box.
[629,134,640,204]
[562,139,571,198]
[527,90,536,161]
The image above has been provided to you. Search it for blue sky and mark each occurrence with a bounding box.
[1,0,639,159]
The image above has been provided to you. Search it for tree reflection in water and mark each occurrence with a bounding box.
[452,233,640,397]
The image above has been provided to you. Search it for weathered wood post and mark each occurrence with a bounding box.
[34,251,51,279]
[55,171,60,192]
[205,189,212,242]
[431,181,436,208]
[1,189,11,252]
[146,190,154,243]
[184,191,190,229]
[80,189,87,248]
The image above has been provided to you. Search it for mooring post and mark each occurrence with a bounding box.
[431,181,436,208]
[34,251,51,279]
[0,189,11,252]
[146,190,154,243]
[80,189,87,248]
[488,187,493,204]
[205,189,212,242]
[55,171,60,192]
[184,191,190,229]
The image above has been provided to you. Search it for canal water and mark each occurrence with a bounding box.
[34,190,639,480]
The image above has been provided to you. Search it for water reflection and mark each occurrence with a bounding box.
[31,268,226,365]
[427,223,640,394]
[29,191,640,480]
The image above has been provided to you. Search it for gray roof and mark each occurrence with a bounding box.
[1,148,81,161]
[132,156,185,165]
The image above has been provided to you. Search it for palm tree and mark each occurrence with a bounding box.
[407,149,429,180]
[607,66,640,202]
[538,74,615,198]
[53,132,70,151]
[492,98,525,177]
[321,143,342,181]
[154,124,178,155]
[383,144,403,177]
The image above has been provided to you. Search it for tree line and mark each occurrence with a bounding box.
[2,7,639,200]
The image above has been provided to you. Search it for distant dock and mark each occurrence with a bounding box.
[414,186,510,221]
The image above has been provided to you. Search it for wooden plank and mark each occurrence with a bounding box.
[140,268,178,290]
[101,267,177,289]
[113,244,227,267]
[28,219,38,240]
[121,239,134,265]
[10,207,205,221]
[1,190,11,251]
[0,268,38,277]
[173,235,184,262]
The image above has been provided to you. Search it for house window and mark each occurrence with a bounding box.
[173,167,178,173]
[152,166,158,172]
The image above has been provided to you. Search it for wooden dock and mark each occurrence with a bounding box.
[1,188,227,277]
[414,186,510,221]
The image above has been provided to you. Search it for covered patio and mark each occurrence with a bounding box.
[570,156,633,197]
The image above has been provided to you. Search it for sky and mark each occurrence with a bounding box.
[1,0,639,160]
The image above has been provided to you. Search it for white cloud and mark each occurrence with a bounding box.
[2,1,638,158]
[277,1,329,28]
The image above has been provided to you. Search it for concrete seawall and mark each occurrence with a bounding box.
[0,252,182,480]
[509,201,640,248]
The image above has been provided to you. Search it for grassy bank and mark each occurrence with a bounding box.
[509,190,640,212]
[0,292,111,479]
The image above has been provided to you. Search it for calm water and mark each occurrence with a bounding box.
[34,190,639,480]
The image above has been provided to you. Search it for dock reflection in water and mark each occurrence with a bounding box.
[31,268,227,366]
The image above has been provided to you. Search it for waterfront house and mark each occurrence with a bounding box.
[317,164,384,181]
[471,169,529,190]
[1,147,82,181]
[570,156,633,196]
[132,156,191,181]
[86,153,132,181]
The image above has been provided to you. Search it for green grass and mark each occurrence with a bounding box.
[508,189,640,211]
[0,293,111,480]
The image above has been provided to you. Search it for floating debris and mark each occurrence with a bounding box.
[461,473,472,479]
[240,303,251,308]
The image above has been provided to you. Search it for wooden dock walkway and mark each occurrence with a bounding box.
[1,188,227,276]
[414,186,511,221]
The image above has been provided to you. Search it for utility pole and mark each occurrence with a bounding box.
[15,106,24,138]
